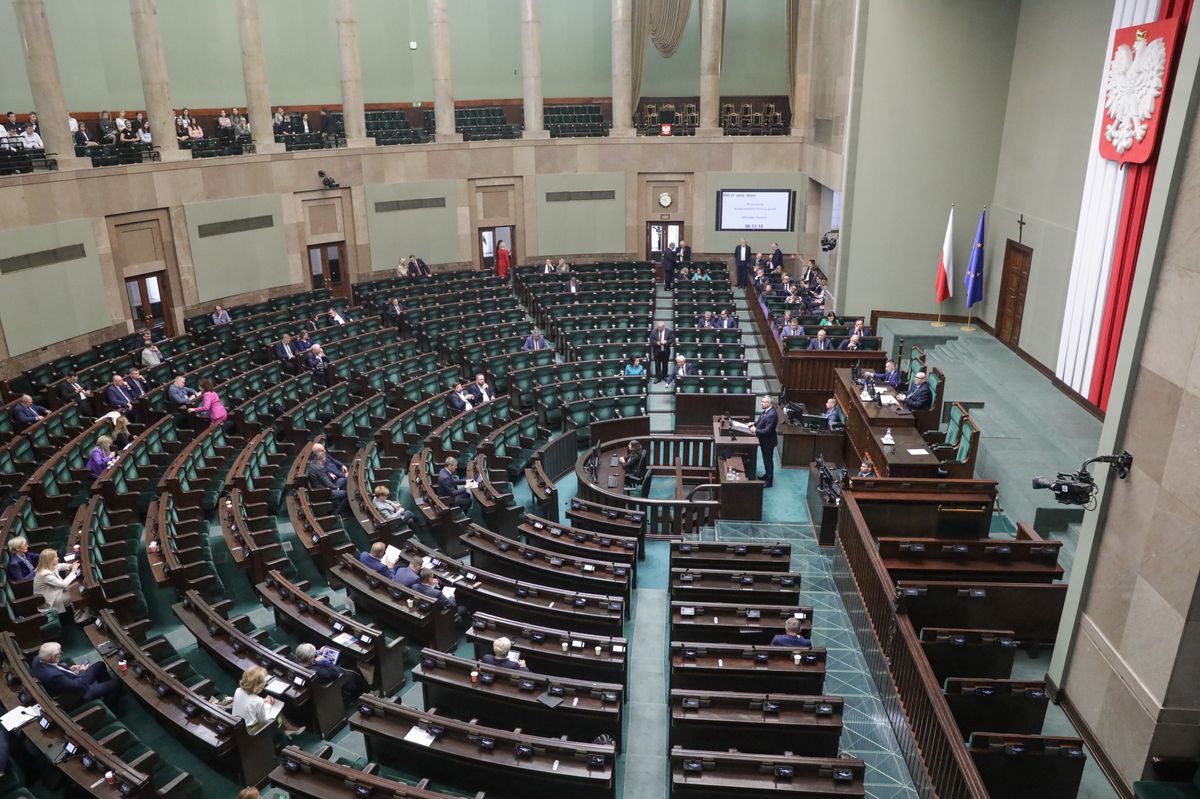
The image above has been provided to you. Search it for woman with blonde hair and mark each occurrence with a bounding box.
[33,549,79,616]
[232,665,305,738]
[6,536,38,581]
[86,435,115,480]
[556,258,570,273]
[111,415,132,450]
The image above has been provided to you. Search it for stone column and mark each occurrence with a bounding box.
[427,0,461,142]
[610,0,634,136]
[790,0,814,138]
[12,0,82,169]
[698,0,725,135]
[128,0,186,161]
[235,0,281,153]
[520,0,547,138]
[335,0,369,147]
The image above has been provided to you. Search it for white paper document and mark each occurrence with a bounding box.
[1,705,41,731]
[265,678,290,696]
[404,726,437,747]
[441,586,456,600]
[730,421,754,435]
[907,448,930,456]
[383,545,403,567]
[263,699,285,720]
[880,395,897,406]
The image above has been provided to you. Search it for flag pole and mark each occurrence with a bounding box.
[960,309,976,332]
[932,307,945,328]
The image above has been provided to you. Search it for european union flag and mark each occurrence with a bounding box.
[964,209,986,308]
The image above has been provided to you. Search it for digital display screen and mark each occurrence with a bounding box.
[716,190,796,231]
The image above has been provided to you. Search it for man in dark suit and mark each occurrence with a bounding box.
[824,398,839,430]
[481,637,529,671]
[716,310,738,329]
[522,328,550,351]
[754,396,779,487]
[448,382,474,414]
[73,125,99,147]
[104,376,135,415]
[384,298,406,328]
[697,311,715,328]
[678,239,692,263]
[770,243,784,270]
[850,319,873,338]
[306,443,348,510]
[306,344,331,387]
[412,568,457,610]
[663,242,678,290]
[275,334,299,374]
[31,642,121,706]
[294,643,370,706]
[564,277,582,297]
[649,322,675,384]
[807,330,833,350]
[898,372,933,410]
[468,374,495,405]
[58,374,95,417]
[11,395,47,428]
[125,368,147,399]
[865,360,902,390]
[436,457,473,511]
[393,557,423,588]
[734,239,752,289]
[666,355,697,386]
[769,617,812,647]
[357,542,396,580]
[839,334,862,351]
[407,255,430,277]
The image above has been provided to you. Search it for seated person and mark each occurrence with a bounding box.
[897,371,932,410]
[125,367,147,400]
[780,320,805,337]
[31,641,122,705]
[111,414,133,450]
[87,435,116,479]
[358,542,396,580]
[623,356,646,377]
[481,637,529,671]
[697,311,715,328]
[232,665,304,738]
[522,328,550,351]
[104,375,135,414]
[168,376,199,411]
[5,536,38,582]
[306,443,348,509]
[211,305,231,325]
[716,310,737,329]
[326,308,348,326]
[294,643,371,704]
[436,457,473,511]
[850,319,872,337]
[372,485,413,524]
[411,568,456,610]
[10,394,47,428]
[692,267,711,282]
[863,360,902,389]
[274,335,299,374]
[840,333,862,351]
[856,459,877,478]
[824,398,840,430]
[385,298,406,326]
[541,258,556,274]
[769,617,812,648]
[393,557,423,588]
[295,330,314,352]
[448,382,475,414]
[807,329,833,350]
[618,440,646,486]
[666,355,697,386]
[468,374,495,404]
[305,344,330,387]
[564,277,582,295]
[819,312,836,326]
[59,373,97,417]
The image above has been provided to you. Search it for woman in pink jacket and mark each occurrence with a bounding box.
[189,379,228,428]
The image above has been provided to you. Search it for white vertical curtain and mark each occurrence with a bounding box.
[1056,0,1162,393]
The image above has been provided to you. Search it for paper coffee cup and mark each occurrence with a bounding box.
[118,660,128,672]
[406,598,414,608]
[793,653,802,665]
[470,671,479,683]
[105,771,114,785]
[594,645,602,656]
[561,642,569,652]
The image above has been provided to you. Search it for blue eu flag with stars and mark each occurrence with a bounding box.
[964,209,986,308]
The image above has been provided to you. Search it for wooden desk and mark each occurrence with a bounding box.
[716,454,763,520]
[670,603,813,645]
[669,690,844,757]
[833,368,941,478]
[779,423,843,467]
[711,419,759,464]
[675,391,757,432]
[467,611,628,689]
[669,569,801,606]
[670,643,827,694]
[670,747,866,798]
[669,540,792,572]
[943,679,1050,737]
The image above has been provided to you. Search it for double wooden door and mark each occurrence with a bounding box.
[995,240,1032,347]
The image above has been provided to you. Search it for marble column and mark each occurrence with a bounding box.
[698,0,725,135]
[12,0,82,169]
[235,0,282,153]
[128,0,186,161]
[335,0,369,147]
[427,0,461,143]
[520,0,547,138]
[790,0,814,139]
[610,0,634,136]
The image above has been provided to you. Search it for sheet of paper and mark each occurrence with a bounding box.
[383,545,403,567]
[0,705,40,731]
[907,448,930,456]
[880,395,897,405]
[441,586,456,600]
[332,632,357,648]
[263,699,285,720]
[403,726,436,747]
[265,678,290,695]
[421,556,433,569]
[730,421,754,435]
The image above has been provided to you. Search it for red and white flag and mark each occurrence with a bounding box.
[935,207,955,303]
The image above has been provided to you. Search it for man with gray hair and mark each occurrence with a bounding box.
[480,636,529,671]
[30,641,122,705]
[294,643,371,704]
[753,395,779,488]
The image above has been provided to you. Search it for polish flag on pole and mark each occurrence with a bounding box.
[935,207,955,303]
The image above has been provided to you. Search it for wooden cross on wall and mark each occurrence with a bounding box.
[1017,213,1026,244]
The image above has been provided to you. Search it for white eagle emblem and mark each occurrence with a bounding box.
[1103,31,1167,154]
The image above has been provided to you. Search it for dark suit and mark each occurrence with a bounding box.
[662,246,677,289]
[649,328,675,382]
[666,361,697,386]
[839,339,860,351]
[307,456,347,507]
[903,381,933,411]
[126,376,147,399]
[679,245,692,263]
[807,337,833,351]
[311,657,370,705]
[769,633,812,647]
[412,580,456,610]
[436,467,471,510]
[6,552,37,582]
[481,654,529,671]
[59,381,96,417]
[448,391,473,414]
[385,302,405,328]
[852,325,873,337]
[622,451,646,486]
[825,408,839,430]
[716,315,738,329]
[880,369,902,389]
[734,245,752,288]
[358,551,395,580]
[771,248,784,269]
[31,657,121,705]
[306,351,330,387]
[409,258,430,277]
[394,565,421,588]
[468,383,495,404]
[754,405,779,485]
[73,128,95,146]
[104,385,133,412]
[275,342,299,374]
[11,403,47,428]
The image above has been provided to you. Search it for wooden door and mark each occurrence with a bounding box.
[995,240,1032,347]
[124,272,175,336]
[307,242,350,299]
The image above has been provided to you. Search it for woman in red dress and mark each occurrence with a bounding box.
[496,240,510,280]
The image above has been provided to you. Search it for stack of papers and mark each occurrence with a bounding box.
[730,421,754,435]
[383,545,404,568]
[404,726,436,747]
[441,586,456,600]
[0,705,40,731]
[265,678,290,695]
